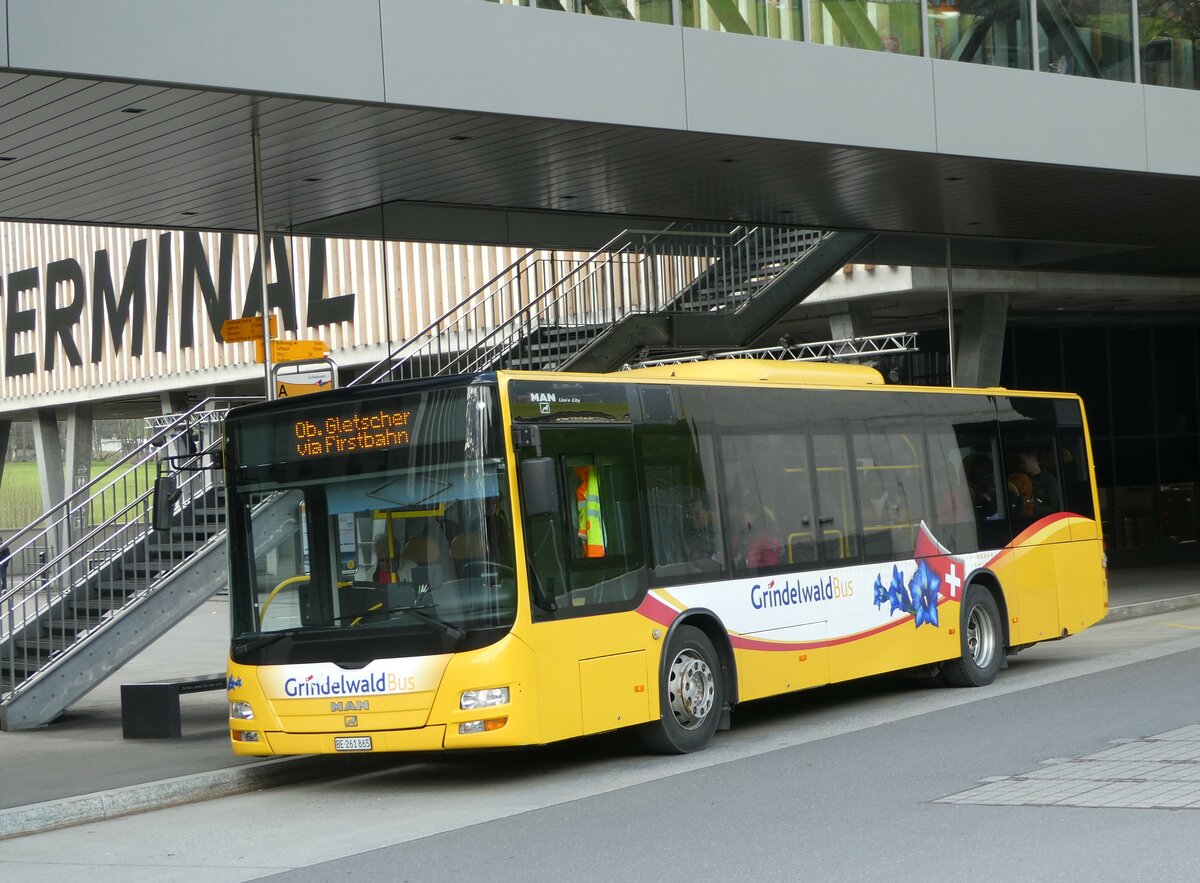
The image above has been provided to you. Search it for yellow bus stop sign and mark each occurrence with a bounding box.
[221,315,277,343]
[255,339,330,364]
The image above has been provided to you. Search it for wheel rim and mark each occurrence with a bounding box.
[965,603,996,670]
[666,648,716,730]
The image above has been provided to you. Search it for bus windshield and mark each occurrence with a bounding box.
[224,381,517,665]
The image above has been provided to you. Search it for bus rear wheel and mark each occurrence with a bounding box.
[941,586,1003,687]
[639,625,723,754]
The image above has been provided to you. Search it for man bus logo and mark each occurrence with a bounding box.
[331,699,369,712]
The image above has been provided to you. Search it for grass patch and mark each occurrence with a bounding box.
[0,461,156,532]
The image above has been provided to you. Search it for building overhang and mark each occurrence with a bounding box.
[0,0,1197,275]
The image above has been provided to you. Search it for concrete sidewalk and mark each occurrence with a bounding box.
[1,565,1198,839]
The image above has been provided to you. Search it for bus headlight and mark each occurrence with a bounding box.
[460,687,509,710]
[230,701,255,720]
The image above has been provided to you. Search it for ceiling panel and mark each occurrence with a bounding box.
[1,72,1199,275]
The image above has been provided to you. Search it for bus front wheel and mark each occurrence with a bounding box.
[639,625,723,754]
[941,586,1003,687]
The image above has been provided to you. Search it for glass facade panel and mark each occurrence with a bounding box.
[1036,0,1134,80]
[1110,327,1154,430]
[488,0,674,24]
[1154,327,1196,434]
[1113,437,1158,548]
[810,0,924,55]
[683,0,805,38]
[1063,327,1111,437]
[1139,0,1200,88]
[490,0,1200,93]
[928,0,1033,69]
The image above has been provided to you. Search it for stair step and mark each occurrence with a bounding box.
[3,648,60,675]
[14,634,74,657]
[70,596,136,615]
[168,527,222,541]
[118,561,170,577]
[39,614,111,637]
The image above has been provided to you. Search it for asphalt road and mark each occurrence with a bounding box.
[4,609,1200,882]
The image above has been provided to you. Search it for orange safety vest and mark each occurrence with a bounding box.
[574,466,605,558]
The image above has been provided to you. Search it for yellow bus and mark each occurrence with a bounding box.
[224,360,1106,756]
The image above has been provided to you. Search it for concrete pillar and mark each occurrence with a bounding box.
[64,405,94,548]
[32,409,66,566]
[0,419,10,498]
[32,410,65,516]
[955,293,1010,388]
[828,301,875,341]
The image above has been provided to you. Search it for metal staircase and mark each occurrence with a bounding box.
[355,222,874,384]
[0,399,255,729]
[1,221,872,729]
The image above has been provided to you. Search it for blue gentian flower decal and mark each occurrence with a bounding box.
[887,564,913,616]
[909,559,941,628]
[873,573,887,609]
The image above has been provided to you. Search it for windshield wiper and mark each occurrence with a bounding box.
[234,629,298,655]
[335,604,467,642]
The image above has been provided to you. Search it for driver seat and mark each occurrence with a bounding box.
[450,531,487,577]
[402,536,445,589]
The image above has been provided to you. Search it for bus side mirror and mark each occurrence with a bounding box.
[152,475,181,531]
[520,457,559,518]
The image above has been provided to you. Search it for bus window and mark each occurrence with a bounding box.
[720,432,815,573]
[243,488,314,631]
[925,425,978,554]
[951,425,1011,550]
[1057,400,1096,520]
[812,432,860,562]
[999,397,1067,530]
[853,428,929,564]
[638,422,723,581]
[522,428,646,617]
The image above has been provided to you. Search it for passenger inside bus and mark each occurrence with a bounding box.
[731,501,783,571]
[965,454,999,519]
[372,534,415,585]
[1015,448,1060,518]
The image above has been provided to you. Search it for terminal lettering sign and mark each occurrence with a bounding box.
[2,232,355,378]
[294,409,412,458]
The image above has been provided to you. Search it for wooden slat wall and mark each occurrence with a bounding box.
[0,222,563,412]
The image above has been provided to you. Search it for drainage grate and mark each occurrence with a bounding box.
[938,725,1200,810]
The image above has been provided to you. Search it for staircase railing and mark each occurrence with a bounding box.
[353,223,828,384]
[352,248,582,385]
[0,397,258,696]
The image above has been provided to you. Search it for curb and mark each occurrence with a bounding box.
[1103,593,1200,624]
[0,756,324,840]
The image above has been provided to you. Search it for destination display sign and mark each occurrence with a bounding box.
[293,408,412,458]
[230,385,489,471]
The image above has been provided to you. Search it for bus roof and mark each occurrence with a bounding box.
[612,360,886,386]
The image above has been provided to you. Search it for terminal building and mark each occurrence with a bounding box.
[2,0,1200,727]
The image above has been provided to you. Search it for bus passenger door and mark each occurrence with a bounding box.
[518,425,651,742]
[999,398,1068,643]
